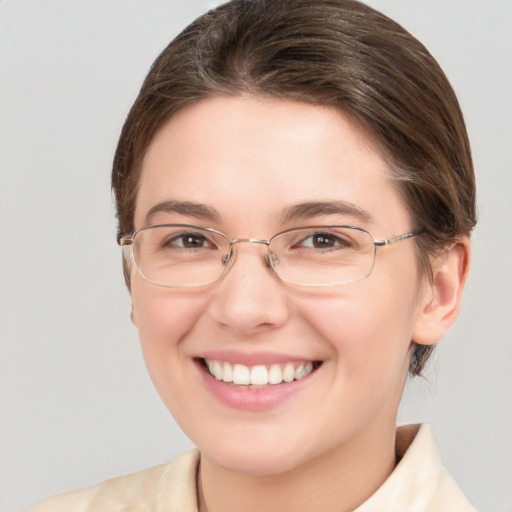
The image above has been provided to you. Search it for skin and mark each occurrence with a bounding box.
[130,94,469,512]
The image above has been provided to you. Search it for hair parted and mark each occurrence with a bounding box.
[112,0,476,376]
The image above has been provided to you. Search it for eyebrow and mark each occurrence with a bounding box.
[144,199,371,227]
[279,201,372,224]
[144,200,220,225]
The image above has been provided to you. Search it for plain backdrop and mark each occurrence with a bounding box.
[1,1,511,511]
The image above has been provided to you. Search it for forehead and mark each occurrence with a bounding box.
[135,94,409,234]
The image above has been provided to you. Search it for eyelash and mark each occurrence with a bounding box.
[164,232,216,249]
[294,231,354,250]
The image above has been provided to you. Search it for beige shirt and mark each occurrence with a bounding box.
[27,424,476,512]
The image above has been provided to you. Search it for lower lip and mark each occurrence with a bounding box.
[196,361,315,412]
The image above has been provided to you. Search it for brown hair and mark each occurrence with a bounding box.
[112,0,476,376]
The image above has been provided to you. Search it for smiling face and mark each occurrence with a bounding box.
[130,94,431,476]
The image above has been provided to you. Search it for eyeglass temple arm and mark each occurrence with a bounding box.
[373,231,420,247]
[117,233,134,246]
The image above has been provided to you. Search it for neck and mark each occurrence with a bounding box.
[198,419,398,512]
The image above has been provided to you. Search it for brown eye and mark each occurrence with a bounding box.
[312,233,336,248]
[299,231,352,250]
[165,232,213,249]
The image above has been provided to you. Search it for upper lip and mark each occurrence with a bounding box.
[196,350,318,366]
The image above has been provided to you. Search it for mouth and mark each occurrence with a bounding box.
[200,358,321,388]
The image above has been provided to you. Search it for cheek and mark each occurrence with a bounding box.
[130,281,206,387]
[300,275,421,379]
[131,277,205,337]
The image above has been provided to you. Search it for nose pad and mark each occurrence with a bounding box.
[220,249,236,278]
[268,251,279,268]
[220,243,277,282]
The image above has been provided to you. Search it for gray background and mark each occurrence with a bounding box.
[1,1,511,511]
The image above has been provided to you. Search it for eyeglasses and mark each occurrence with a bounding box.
[117,224,420,288]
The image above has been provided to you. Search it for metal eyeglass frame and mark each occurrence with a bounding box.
[117,224,421,287]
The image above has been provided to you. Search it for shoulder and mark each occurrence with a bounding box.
[356,424,477,512]
[25,449,200,512]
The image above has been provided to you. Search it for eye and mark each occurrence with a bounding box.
[298,231,354,250]
[163,232,217,250]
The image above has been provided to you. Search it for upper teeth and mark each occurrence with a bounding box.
[205,359,314,386]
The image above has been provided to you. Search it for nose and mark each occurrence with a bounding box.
[207,241,291,337]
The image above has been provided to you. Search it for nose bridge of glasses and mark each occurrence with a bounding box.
[230,238,270,246]
[226,238,274,270]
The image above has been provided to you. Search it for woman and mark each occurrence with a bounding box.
[28,0,476,510]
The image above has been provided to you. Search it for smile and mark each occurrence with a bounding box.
[203,358,316,387]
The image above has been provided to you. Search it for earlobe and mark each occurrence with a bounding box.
[412,237,471,346]
[130,303,138,326]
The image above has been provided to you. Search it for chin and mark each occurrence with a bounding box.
[196,426,322,477]
[206,446,304,476]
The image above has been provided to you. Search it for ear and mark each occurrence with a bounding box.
[130,302,138,327]
[412,236,470,346]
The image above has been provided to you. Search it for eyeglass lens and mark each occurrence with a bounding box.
[129,225,376,287]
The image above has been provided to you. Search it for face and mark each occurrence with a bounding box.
[130,95,430,476]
